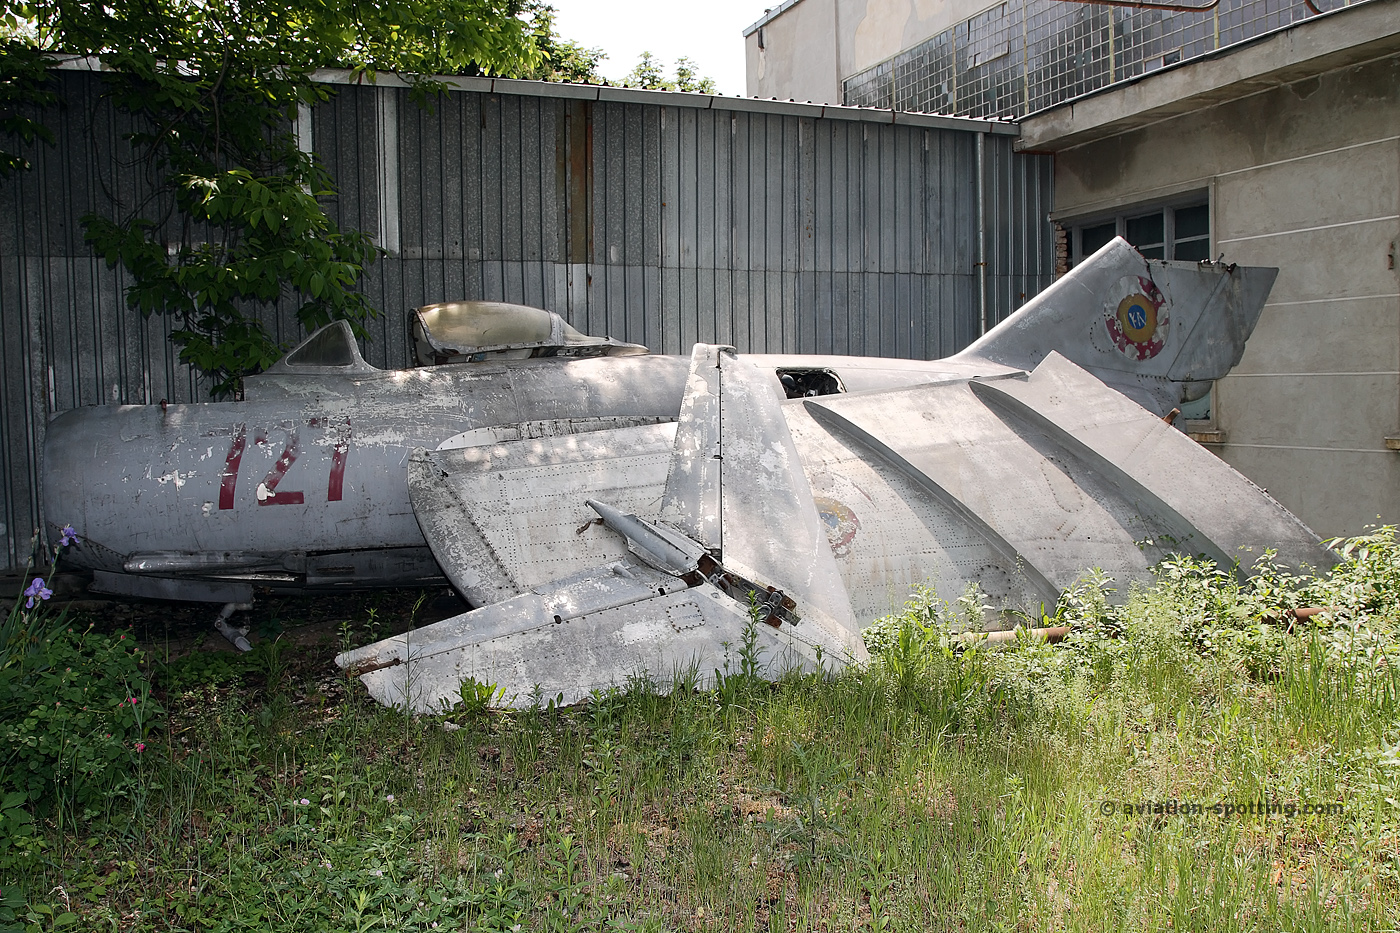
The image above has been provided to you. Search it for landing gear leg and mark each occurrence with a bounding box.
[214,601,254,652]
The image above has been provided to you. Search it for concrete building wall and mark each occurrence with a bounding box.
[1027,35,1400,536]
[746,0,841,105]
[745,0,986,104]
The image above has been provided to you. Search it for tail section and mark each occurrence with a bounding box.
[956,237,1276,414]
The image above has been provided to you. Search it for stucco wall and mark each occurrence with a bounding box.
[745,0,989,103]
[1050,53,1400,537]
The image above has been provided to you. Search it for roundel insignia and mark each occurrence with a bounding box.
[1105,276,1168,361]
[814,495,861,557]
[1116,295,1156,344]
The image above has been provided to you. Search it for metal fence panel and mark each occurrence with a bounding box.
[0,72,1052,569]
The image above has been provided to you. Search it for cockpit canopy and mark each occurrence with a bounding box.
[410,301,648,366]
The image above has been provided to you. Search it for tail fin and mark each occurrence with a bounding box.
[955,237,1276,414]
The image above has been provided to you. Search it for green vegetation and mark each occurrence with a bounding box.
[0,1,719,396]
[519,2,607,84]
[3,530,1399,930]
[621,53,717,94]
[0,0,542,395]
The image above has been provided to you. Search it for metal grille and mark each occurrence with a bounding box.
[843,61,894,110]
[845,0,1357,117]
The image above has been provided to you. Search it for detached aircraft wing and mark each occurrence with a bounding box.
[337,346,867,711]
[329,239,1333,710]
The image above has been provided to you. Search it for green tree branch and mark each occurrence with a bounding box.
[0,0,544,396]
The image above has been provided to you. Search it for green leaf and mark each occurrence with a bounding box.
[19,0,538,390]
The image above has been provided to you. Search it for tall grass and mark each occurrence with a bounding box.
[8,532,1400,931]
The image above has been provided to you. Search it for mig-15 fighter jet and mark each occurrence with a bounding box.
[42,239,1333,709]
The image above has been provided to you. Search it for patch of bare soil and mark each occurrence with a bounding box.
[13,569,467,664]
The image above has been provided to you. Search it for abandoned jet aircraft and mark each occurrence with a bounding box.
[42,238,1334,708]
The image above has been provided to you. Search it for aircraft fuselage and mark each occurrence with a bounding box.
[44,350,981,596]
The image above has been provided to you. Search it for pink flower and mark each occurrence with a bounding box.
[135,742,146,753]
[129,697,139,704]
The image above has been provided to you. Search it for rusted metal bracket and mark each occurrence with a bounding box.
[1064,0,1220,12]
[344,656,403,678]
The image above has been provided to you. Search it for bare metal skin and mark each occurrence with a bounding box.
[41,239,1333,706]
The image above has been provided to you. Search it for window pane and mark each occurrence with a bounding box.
[1174,238,1211,262]
[1178,391,1211,421]
[1080,222,1116,258]
[1126,212,1164,249]
[1138,245,1165,260]
[1175,204,1209,240]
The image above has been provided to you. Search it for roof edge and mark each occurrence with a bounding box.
[310,70,1018,133]
[743,0,807,37]
[43,57,1018,135]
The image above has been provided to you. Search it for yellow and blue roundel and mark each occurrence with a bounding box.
[1105,276,1168,360]
[1116,294,1157,344]
[814,495,861,556]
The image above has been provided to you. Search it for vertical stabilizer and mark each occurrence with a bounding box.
[658,345,864,653]
[955,237,1277,414]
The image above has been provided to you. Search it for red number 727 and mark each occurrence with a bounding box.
[208,418,350,510]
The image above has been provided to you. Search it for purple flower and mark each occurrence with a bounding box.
[59,525,79,547]
[23,577,52,609]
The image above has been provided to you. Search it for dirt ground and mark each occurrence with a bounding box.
[1,568,470,665]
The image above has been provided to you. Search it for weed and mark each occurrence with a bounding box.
[5,530,1400,930]
[716,600,768,705]
[764,740,854,874]
[453,677,505,718]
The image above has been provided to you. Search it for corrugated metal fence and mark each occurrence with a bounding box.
[0,69,1053,570]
